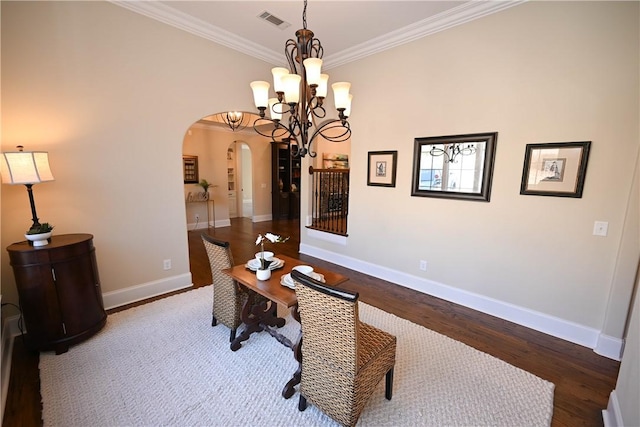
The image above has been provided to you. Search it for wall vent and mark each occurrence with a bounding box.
[258,11,291,30]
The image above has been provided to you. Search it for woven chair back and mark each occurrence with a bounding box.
[201,234,243,330]
[292,270,360,376]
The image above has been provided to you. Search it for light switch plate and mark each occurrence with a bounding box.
[593,221,609,236]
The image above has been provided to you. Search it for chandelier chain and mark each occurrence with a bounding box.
[303,0,307,29]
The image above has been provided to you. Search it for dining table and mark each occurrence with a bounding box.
[222,253,349,398]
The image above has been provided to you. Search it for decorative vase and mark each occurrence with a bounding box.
[25,232,52,247]
[256,268,271,281]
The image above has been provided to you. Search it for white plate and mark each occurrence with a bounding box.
[284,273,294,286]
[246,257,284,271]
[281,272,325,289]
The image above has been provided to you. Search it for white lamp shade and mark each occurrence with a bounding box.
[250,81,270,108]
[271,67,289,93]
[344,94,353,117]
[303,58,323,86]
[332,82,351,110]
[316,74,329,98]
[1,151,54,184]
[268,98,282,121]
[282,74,301,104]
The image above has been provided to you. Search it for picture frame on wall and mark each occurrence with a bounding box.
[183,155,199,184]
[520,141,591,198]
[410,132,498,202]
[367,151,398,187]
[323,153,349,169]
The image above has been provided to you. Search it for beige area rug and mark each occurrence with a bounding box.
[40,285,554,426]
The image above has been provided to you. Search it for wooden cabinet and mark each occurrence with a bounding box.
[272,142,300,219]
[7,234,107,354]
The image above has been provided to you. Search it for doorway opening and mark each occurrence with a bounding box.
[226,140,253,220]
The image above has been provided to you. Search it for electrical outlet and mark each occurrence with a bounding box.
[195,214,200,221]
[163,259,171,270]
[419,260,427,271]
[593,221,608,236]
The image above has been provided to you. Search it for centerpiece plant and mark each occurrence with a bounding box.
[196,179,216,201]
[255,232,289,270]
[26,223,54,235]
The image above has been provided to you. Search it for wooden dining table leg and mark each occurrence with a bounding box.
[282,303,302,399]
[231,293,266,351]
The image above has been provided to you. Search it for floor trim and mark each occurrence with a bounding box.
[602,390,623,427]
[1,314,21,424]
[300,242,622,360]
[102,273,193,310]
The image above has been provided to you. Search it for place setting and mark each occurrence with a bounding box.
[281,265,325,290]
[245,251,285,272]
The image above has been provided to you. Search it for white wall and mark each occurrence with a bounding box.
[0,1,272,305]
[604,278,640,426]
[1,0,638,356]
[301,1,639,352]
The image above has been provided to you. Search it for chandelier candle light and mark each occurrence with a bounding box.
[250,0,352,158]
[217,111,251,132]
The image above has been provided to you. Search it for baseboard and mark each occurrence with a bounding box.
[602,390,623,427]
[595,334,624,361]
[188,215,271,228]
[252,214,272,223]
[1,314,21,425]
[102,273,193,310]
[300,242,620,358]
[215,219,231,228]
[187,222,210,230]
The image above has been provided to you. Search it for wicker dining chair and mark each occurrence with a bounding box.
[291,270,397,427]
[201,233,255,342]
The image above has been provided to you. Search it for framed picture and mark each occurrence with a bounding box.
[520,141,591,198]
[411,132,498,202]
[183,155,199,184]
[367,151,398,187]
[323,153,349,169]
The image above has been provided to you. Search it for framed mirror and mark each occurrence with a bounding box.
[411,132,498,202]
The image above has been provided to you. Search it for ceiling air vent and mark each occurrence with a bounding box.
[258,11,291,30]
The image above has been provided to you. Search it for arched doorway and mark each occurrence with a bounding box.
[226,140,253,220]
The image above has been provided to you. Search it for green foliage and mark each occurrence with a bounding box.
[197,179,212,192]
[27,223,54,235]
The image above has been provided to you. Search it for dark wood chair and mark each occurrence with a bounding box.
[291,269,397,427]
[201,234,262,342]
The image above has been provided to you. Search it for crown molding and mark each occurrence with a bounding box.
[324,0,528,69]
[109,1,283,65]
[110,1,527,68]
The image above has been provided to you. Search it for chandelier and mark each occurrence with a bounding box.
[216,111,250,132]
[250,0,352,158]
[430,143,477,163]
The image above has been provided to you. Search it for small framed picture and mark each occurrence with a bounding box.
[367,151,398,187]
[520,141,591,198]
[183,155,199,184]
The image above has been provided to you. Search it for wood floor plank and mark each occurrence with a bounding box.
[2,218,619,426]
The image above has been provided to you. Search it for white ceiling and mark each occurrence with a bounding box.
[112,1,526,68]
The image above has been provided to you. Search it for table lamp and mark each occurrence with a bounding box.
[1,145,55,231]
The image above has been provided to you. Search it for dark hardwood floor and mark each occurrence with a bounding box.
[3,218,619,426]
